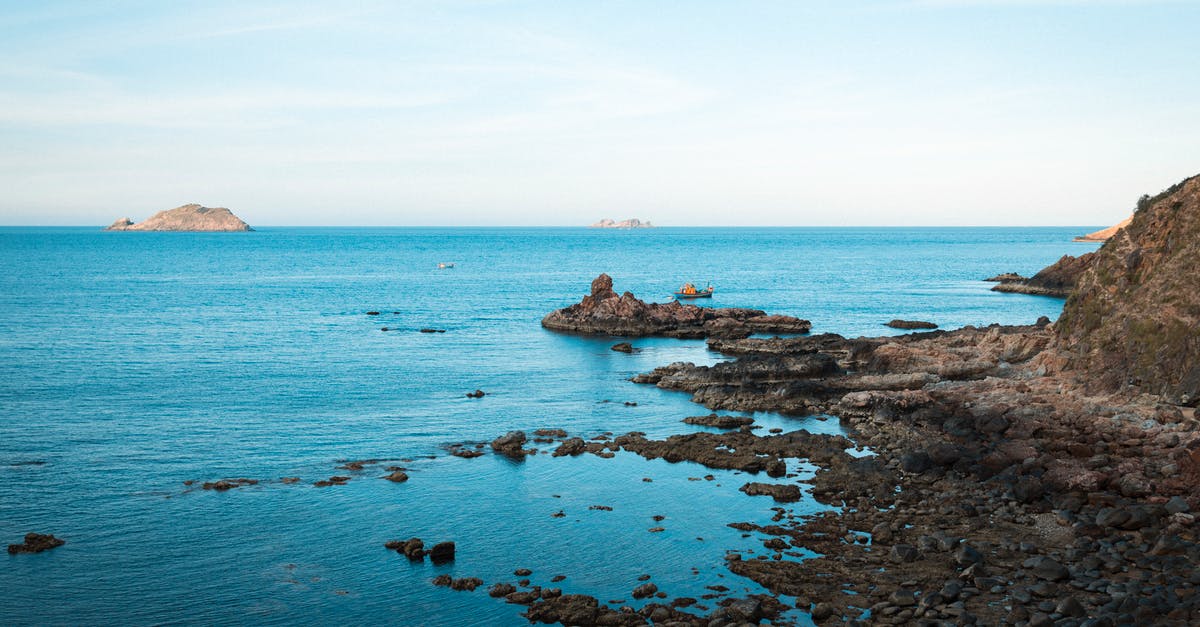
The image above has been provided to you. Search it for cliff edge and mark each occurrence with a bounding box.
[1056,173,1200,403]
[105,204,252,232]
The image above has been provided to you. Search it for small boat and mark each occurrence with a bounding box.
[674,283,714,299]
[437,262,455,269]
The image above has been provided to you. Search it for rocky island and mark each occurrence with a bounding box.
[541,273,811,338]
[483,174,1200,624]
[591,218,653,228]
[105,204,252,232]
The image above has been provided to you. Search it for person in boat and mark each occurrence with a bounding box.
[681,282,695,295]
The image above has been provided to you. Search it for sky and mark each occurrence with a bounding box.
[1,0,1198,226]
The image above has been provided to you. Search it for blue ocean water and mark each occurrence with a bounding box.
[0,227,1097,625]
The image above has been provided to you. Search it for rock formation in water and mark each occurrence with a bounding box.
[590,218,653,228]
[105,204,252,232]
[541,273,811,338]
[1056,173,1200,403]
[1074,214,1133,242]
[986,253,1096,298]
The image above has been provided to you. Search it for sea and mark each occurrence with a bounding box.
[0,227,1099,626]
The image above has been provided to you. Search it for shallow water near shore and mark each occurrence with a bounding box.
[0,226,1095,625]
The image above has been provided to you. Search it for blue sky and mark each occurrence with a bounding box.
[1,0,1198,226]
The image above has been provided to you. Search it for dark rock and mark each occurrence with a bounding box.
[890,544,921,563]
[632,582,658,599]
[611,342,635,353]
[450,577,483,591]
[401,538,425,561]
[466,389,486,398]
[553,438,587,457]
[432,574,452,587]
[201,478,258,491]
[1024,556,1069,582]
[428,541,455,564]
[682,413,755,429]
[383,471,409,483]
[489,583,517,598]
[515,568,533,576]
[739,482,802,502]
[491,431,530,458]
[901,451,932,474]
[7,533,65,554]
[886,320,938,330]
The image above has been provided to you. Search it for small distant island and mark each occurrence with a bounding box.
[105,204,252,232]
[590,218,653,228]
[1073,214,1132,242]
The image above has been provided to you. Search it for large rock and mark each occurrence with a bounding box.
[541,274,811,338]
[104,204,252,232]
[1056,174,1200,402]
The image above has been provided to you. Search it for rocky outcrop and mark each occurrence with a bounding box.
[7,533,65,554]
[1057,173,1200,403]
[987,253,1095,298]
[1074,214,1133,242]
[541,274,811,338]
[886,320,938,330]
[590,218,653,228]
[104,204,252,232]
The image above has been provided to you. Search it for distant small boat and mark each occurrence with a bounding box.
[437,262,455,269]
[674,283,714,299]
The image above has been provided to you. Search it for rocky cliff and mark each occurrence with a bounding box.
[105,204,252,231]
[986,253,1096,298]
[1056,174,1200,403]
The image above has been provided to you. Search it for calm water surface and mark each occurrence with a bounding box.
[0,227,1097,625]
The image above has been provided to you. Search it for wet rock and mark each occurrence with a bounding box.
[739,482,802,502]
[886,320,938,330]
[682,414,755,429]
[383,471,409,482]
[466,389,486,398]
[811,601,836,621]
[400,538,425,561]
[313,476,350,487]
[523,593,602,625]
[489,583,517,598]
[553,437,587,457]
[432,574,452,587]
[7,533,65,554]
[632,582,658,599]
[419,328,446,333]
[491,431,530,458]
[534,428,568,438]
[514,568,533,576]
[506,589,541,604]
[611,342,635,353]
[429,541,455,564]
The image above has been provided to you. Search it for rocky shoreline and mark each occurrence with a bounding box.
[471,175,1200,624]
